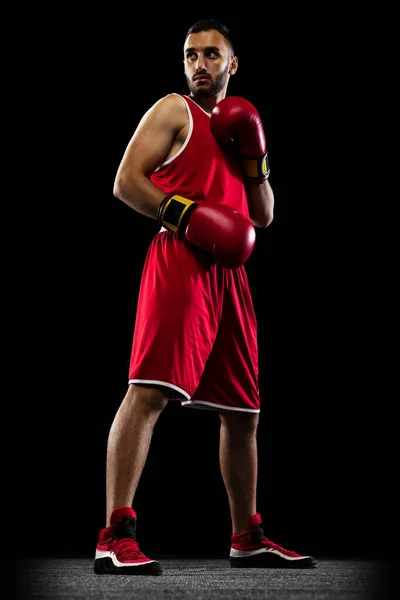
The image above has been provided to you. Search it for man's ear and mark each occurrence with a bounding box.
[229,56,238,76]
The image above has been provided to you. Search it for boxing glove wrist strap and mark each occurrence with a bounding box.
[242,152,270,183]
[157,194,198,233]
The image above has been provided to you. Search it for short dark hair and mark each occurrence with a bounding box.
[185,19,235,54]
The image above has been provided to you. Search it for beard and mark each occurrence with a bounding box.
[186,64,230,98]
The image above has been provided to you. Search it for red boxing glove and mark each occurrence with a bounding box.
[210,96,270,183]
[157,194,255,268]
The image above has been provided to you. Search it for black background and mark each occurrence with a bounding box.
[12,6,390,562]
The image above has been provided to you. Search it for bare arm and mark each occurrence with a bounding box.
[113,94,187,220]
[246,179,275,228]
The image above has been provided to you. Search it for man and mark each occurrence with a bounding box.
[94,18,316,575]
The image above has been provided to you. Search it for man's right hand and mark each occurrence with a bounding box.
[157,194,256,268]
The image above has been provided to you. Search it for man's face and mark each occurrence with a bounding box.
[183,30,235,98]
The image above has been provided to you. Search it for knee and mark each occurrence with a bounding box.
[219,410,259,435]
[125,383,170,415]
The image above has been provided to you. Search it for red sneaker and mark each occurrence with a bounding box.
[230,514,317,568]
[94,507,162,575]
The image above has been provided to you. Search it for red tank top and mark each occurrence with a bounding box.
[150,94,249,218]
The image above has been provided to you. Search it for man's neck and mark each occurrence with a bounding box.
[188,92,226,115]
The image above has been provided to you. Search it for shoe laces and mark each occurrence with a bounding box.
[261,537,299,557]
[112,537,147,560]
[255,525,300,558]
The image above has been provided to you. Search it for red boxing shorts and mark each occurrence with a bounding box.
[128,230,260,413]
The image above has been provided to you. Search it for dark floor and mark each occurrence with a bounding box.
[12,557,391,600]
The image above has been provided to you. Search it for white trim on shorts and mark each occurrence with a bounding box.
[129,379,191,400]
[129,380,260,413]
[182,400,260,413]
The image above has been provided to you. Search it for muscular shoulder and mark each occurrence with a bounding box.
[146,93,188,130]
